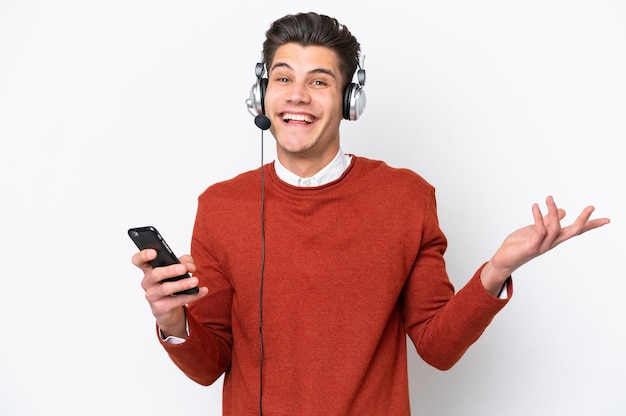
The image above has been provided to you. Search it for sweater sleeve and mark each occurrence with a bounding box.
[402,192,512,371]
[158,196,236,386]
[159,304,232,385]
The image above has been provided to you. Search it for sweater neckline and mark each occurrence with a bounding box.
[267,154,359,193]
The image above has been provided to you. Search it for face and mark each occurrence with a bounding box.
[263,43,345,176]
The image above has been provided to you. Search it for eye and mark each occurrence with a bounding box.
[311,80,327,86]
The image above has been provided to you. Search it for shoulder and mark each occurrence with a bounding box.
[351,156,435,194]
[198,166,264,204]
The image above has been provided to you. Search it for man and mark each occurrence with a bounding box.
[132,12,610,415]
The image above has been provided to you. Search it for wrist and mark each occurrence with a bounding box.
[156,307,188,339]
[480,260,512,296]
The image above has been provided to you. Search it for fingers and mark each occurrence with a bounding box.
[532,196,576,252]
[582,215,611,233]
[542,196,563,248]
[538,197,610,248]
[132,249,195,279]
[131,248,157,269]
[563,205,610,236]
[132,249,200,296]
[141,262,190,291]
[142,261,207,322]
[144,270,200,301]
[179,254,197,273]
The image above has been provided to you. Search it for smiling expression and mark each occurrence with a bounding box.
[264,43,346,177]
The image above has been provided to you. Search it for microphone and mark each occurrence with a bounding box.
[254,114,271,130]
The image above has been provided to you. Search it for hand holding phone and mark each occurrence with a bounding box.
[128,226,199,296]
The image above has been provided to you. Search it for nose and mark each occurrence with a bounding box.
[287,80,310,104]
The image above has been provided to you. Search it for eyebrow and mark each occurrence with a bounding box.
[270,62,337,79]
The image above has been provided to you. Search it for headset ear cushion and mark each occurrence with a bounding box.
[343,82,366,121]
[259,78,268,114]
[343,83,355,120]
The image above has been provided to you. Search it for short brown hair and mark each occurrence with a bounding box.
[262,12,361,89]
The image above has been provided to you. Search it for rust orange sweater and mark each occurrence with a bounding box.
[161,156,511,415]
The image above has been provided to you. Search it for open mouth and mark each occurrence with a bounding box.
[281,113,315,124]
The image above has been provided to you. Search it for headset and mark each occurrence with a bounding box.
[245,55,367,121]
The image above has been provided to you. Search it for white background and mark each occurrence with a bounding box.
[1,1,624,415]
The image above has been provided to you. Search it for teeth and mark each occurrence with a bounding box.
[283,113,313,124]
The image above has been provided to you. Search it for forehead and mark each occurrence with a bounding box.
[270,43,341,76]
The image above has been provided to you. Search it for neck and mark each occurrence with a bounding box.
[276,147,340,178]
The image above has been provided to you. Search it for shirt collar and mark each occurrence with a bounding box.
[274,150,352,187]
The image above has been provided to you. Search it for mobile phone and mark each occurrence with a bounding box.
[128,226,199,295]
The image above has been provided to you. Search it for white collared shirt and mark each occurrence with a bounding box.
[274,150,352,187]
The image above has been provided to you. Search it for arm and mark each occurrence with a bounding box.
[405,194,608,370]
[480,195,610,295]
[402,191,510,370]
[133,249,232,386]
